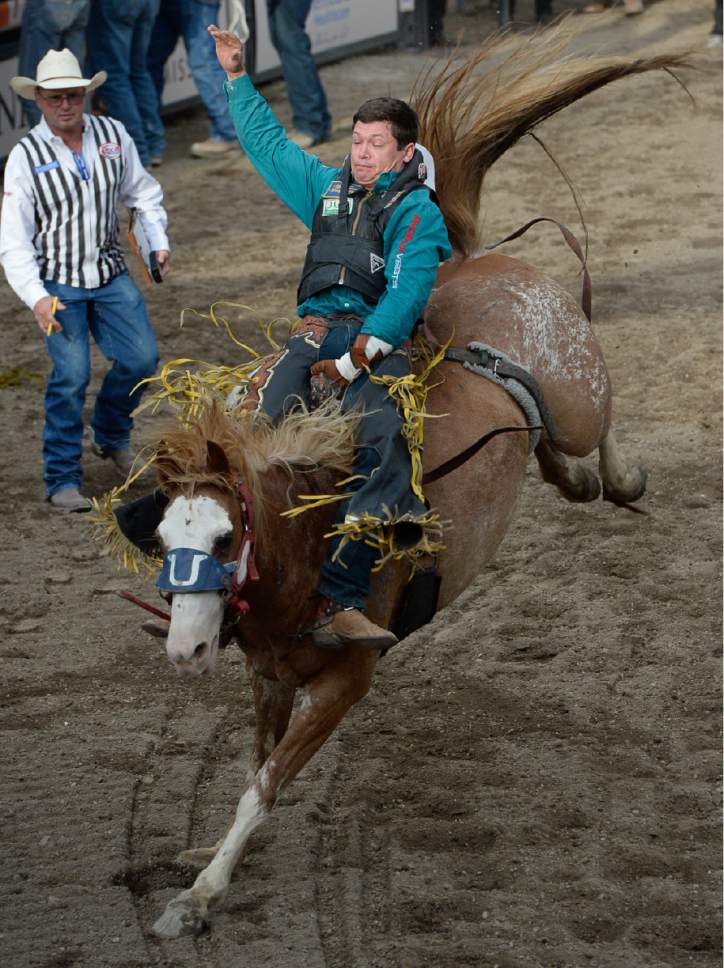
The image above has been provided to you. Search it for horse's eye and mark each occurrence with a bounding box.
[215,533,233,555]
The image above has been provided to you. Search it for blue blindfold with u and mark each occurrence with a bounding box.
[157,547,235,593]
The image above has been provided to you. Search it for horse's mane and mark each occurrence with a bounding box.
[412,18,693,257]
[151,397,356,527]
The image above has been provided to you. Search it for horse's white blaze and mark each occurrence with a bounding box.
[159,495,232,671]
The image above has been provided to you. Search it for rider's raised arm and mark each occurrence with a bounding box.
[359,192,452,348]
[224,74,336,229]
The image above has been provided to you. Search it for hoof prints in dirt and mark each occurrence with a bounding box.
[113,861,191,898]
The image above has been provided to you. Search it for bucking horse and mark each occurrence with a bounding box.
[98,24,690,938]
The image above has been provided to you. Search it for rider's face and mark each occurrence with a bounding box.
[350,121,414,190]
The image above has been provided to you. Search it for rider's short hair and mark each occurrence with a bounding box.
[353,97,418,148]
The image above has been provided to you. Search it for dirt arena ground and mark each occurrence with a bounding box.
[0,1,721,966]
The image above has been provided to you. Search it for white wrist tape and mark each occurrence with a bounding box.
[335,353,362,383]
[364,336,394,360]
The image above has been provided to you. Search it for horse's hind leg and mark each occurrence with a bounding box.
[177,670,295,870]
[535,438,601,502]
[598,429,647,504]
[152,649,378,939]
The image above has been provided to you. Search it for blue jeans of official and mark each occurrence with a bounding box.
[87,0,164,165]
[42,273,159,497]
[267,0,331,143]
[19,0,90,127]
[147,0,236,154]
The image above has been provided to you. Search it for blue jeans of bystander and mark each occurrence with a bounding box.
[88,0,164,165]
[146,0,237,156]
[18,0,90,126]
[266,0,331,143]
[42,273,159,496]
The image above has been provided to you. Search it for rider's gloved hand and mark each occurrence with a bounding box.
[349,334,393,370]
[308,335,395,407]
[309,358,349,408]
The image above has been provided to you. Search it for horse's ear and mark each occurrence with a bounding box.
[206,440,231,478]
[154,446,179,489]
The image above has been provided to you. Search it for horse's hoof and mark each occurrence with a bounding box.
[603,466,648,506]
[569,465,601,503]
[176,847,218,869]
[151,892,208,939]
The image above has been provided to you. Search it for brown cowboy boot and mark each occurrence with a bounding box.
[312,599,398,651]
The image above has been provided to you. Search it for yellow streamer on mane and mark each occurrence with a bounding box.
[90,304,450,578]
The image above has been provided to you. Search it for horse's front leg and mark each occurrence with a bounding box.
[176,668,295,870]
[152,649,377,938]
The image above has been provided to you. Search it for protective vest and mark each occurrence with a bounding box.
[297,149,431,306]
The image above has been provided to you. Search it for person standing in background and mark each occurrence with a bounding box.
[428,0,447,45]
[710,0,723,47]
[2,50,170,512]
[146,0,241,161]
[16,0,90,127]
[87,0,165,167]
[266,0,331,148]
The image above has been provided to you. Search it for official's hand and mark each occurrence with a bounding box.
[155,249,171,278]
[208,24,245,78]
[34,295,65,335]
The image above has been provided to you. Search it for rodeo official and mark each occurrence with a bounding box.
[208,24,452,651]
[0,49,170,513]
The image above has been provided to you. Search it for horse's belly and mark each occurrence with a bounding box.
[423,375,528,606]
[427,254,612,456]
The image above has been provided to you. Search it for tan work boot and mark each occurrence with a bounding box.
[312,600,398,651]
[190,139,240,158]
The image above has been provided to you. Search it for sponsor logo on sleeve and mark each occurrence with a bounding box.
[391,213,421,289]
[99,142,121,159]
[370,253,385,274]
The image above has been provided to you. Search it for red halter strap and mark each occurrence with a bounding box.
[225,481,260,617]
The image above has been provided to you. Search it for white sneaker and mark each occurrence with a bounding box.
[49,487,92,513]
[288,129,316,149]
[190,139,240,158]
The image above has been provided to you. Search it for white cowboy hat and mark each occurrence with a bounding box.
[10,48,106,100]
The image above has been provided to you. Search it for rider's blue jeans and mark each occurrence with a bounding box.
[87,0,164,166]
[266,0,331,143]
[147,0,237,156]
[42,273,158,496]
[18,0,90,127]
[254,320,424,609]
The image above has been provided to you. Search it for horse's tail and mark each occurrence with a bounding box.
[412,20,693,257]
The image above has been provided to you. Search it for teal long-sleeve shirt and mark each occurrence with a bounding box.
[224,74,452,348]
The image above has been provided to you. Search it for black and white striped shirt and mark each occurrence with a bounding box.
[0,114,168,309]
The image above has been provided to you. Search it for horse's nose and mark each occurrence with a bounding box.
[167,640,210,673]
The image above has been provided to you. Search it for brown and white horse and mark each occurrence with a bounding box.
[144,27,689,938]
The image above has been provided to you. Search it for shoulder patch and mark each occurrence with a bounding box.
[323,180,342,198]
[99,142,121,160]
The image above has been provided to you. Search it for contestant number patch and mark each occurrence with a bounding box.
[322,197,353,217]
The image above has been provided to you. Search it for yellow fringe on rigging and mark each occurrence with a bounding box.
[89,302,452,578]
